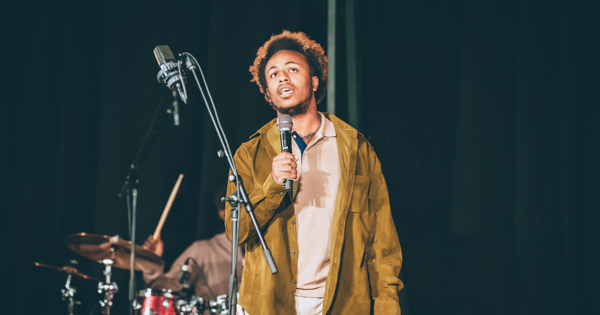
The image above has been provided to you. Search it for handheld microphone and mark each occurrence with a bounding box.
[154,45,188,104]
[178,258,191,289]
[277,114,293,192]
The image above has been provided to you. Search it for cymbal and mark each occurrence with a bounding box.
[26,261,98,281]
[65,233,164,271]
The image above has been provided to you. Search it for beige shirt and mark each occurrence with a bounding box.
[291,113,340,298]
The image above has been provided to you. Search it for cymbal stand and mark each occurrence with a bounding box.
[98,252,118,315]
[119,89,171,315]
[61,274,79,315]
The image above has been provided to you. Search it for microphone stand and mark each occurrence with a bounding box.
[180,52,278,315]
[222,191,240,313]
[118,90,172,315]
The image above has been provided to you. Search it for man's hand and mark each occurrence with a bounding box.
[272,152,299,185]
[142,234,164,257]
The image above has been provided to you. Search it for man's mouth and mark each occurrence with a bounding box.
[278,85,294,96]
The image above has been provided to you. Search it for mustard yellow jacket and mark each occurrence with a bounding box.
[225,113,403,314]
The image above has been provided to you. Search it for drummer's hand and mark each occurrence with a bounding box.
[143,234,164,257]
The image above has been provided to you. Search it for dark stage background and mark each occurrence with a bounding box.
[6,0,599,314]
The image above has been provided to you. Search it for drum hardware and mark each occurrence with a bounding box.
[176,295,205,315]
[162,290,175,308]
[209,295,229,315]
[65,231,165,314]
[97,250,119,315]
[24,260,96,315]
[31,229,238,315]
[61,273,81,315]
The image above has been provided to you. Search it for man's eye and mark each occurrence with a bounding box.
[270,72,278,78]
[289,68,297,72]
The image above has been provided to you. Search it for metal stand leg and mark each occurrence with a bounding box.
[223,188,240,315]
[98,255,119,315]
[61,274,79,315]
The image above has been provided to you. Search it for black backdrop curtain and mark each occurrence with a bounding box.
[6,0,599,314]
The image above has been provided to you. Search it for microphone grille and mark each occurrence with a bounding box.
[153,45,176,65]
[277,114,293,131]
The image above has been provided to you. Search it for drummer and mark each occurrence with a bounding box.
[142,186,243,307]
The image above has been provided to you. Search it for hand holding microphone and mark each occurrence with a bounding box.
[274,115,297,191]
[272,153,299,186]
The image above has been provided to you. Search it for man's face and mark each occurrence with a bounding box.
[265,50,318,116]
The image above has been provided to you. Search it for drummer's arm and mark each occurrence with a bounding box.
[141,235,166,285]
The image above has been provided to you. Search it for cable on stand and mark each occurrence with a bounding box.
[158,50,279,315]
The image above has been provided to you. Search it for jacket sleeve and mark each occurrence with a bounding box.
[364,144,404,314]
[225,144,287,245]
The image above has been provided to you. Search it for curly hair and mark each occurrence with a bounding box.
[250,30,328,105]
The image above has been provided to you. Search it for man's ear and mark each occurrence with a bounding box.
[312,76,319,91]
[265,89,271,100]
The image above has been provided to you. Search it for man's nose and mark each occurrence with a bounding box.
[279,72,289,82]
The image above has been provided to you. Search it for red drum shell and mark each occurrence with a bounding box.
[137,289,178,315]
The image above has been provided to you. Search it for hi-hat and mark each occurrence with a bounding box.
[65,233,164,271]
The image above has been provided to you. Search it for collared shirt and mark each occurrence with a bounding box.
[290,113,340,298]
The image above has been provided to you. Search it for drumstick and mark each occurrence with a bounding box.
[153,174,184,240]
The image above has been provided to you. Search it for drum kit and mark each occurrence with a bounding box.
[27,232,230,315]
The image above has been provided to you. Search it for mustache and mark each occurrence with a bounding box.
[270,90,313,116]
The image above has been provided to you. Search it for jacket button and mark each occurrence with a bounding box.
[293,280,296,284]
[280,191,284,195]
[291,221,295,225]
[291,251,296,255]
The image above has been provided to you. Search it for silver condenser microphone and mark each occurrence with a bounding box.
[154,45,188,104]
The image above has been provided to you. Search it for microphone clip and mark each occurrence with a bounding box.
[179,259,192,289]
[156,58,188,104]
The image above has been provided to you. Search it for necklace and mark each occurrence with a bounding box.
[298,114,323,140]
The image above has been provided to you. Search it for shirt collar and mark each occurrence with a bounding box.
[252,112,337,142]
[318,112,336,138]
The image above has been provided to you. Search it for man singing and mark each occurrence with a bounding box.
[226,30,403,315]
